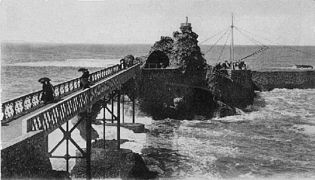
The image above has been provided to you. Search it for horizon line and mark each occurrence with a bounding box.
[2,41,315,47]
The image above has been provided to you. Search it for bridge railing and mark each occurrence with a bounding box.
[1,64,121,124]
[24,63,140,133]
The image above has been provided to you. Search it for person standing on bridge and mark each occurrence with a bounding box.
[39,77,55,104]
[120,59,126,69]
[79,68,90,89]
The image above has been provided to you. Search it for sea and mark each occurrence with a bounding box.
[1,42,315,180]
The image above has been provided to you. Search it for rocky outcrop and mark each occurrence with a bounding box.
[138,20,212,119]
[171,30,206,72]
[150,36,174,59]
[138,68,211,120]
[148,21,206,72]
[71,139,157,179]
[205,66,256,117]
[137,20,256,119]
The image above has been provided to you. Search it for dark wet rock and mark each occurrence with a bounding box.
[206,67,256,109]
[215,101,237,118]
[71,139,157,179]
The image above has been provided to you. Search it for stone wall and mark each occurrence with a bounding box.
[252,70,315,91]
[1,131,52,179]
[138,68,207,119]
[229,70,254,89]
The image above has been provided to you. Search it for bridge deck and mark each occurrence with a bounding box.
[1,65,137,148]
[1,91,81,146]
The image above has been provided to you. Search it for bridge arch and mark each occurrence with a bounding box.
[145,50,169,68]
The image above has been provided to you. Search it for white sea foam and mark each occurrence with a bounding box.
[48,89,315,178]
[213,88,315,125]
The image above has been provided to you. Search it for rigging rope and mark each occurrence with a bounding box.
[233,26,270,61]
[199,27,230,45]
[217,31,231,62]
[203,28,230,55]
[236,26,314,57]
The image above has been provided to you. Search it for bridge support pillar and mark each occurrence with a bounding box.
[111,93,114,123]
[122,95,125,123]
[116,90,121,150]
[102,96,106,150]
[86,108,92,180]
[132,97,135,123]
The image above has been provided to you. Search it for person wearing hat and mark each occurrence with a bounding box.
[80,69,90,89]
[39,78,55,104]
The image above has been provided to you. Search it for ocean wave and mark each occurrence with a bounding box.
[213,88,315,122]
[5,58,120,67]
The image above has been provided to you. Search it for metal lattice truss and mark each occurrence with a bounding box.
[23,64,139,134]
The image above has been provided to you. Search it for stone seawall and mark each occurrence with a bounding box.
[1,131,52,179]
[252,70,315,91]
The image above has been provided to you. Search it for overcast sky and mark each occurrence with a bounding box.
[1,0,315,45]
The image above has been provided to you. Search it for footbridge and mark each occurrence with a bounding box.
[1,62,141,179]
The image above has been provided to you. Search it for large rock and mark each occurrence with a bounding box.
[206,67,256,109]
[147,22,206,72]
[71,140,157,179]
[171,30,206,72]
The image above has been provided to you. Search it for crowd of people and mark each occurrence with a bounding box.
[214,60,247,70]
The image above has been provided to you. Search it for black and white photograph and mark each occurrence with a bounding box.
[1,0,315,179]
